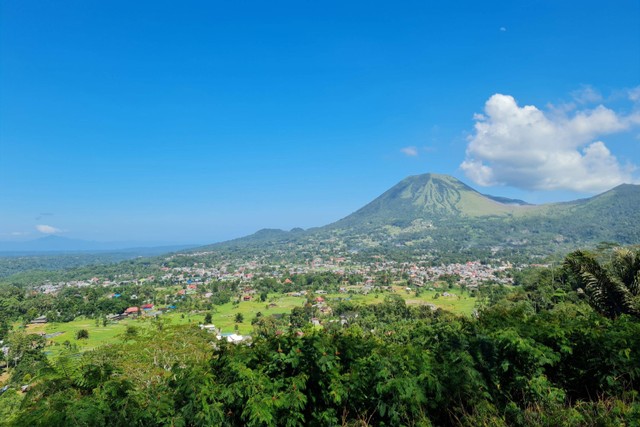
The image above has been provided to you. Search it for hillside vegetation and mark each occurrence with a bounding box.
[204,174,640,263]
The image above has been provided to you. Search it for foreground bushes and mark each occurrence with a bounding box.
[3,295,640,426]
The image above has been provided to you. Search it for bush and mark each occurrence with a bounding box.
[125,326,138,339]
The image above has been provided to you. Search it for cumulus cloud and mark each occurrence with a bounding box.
[461,93,638,193]
[36,224,62,234]
[401,146,419,157]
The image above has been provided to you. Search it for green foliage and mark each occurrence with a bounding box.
[564,248,640,318]
[6,331,48,384]
[0,389,23,425]
[5,247,640,426]
[124,325,138,340]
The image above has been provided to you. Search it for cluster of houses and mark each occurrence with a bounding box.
[199,323,249,344]
[105,303,162,322]
[158,252,515,293]
[26,247,517,307]
[313,292,333,316]
[405,261,514,288]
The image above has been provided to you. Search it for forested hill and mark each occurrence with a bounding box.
[0,244,196,279]
[199,174,640,261]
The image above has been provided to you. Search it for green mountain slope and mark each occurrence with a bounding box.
[331,173,522,229]
[201,174,640,261]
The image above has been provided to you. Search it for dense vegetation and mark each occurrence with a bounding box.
[2,247,640,426]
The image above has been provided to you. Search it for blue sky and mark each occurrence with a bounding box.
[1,1,639,244]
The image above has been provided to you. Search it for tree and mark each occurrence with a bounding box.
[251,311,263,325]
[76,329,89,339]
[6,331,46,368]
[564,248,640,318]
[289,305,312,328]
[234,313,244,323]
[204,312,212,324]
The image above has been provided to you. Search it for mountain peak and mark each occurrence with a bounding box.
[332,173,516,229]
[402,173,466,185]
[610,183,640,193]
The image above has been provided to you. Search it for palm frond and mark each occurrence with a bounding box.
[564,249,639,318]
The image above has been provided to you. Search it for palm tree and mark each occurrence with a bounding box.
[564,248,640,318]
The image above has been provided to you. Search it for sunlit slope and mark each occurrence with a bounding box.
[332,173,525,228]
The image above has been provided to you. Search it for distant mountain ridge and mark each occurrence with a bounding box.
[200,173,640,261]
[0,235,195,254]
[482,194,531,206]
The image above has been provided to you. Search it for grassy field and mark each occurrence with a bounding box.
[23,286,477,359]
[403,287,477,314]
[207,294,307,334]
[320,285,476,316]
[27,317,145,358]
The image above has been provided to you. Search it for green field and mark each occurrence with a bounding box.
[26,312,209,358]
[26,287,476,359]
[320,285,476,315]
[206,294,307,334]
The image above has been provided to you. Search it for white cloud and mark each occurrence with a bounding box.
[401,146,419,157]
[36,224,62,234]
[571,85,603,105]
[461,93,638,193]
[500,27,507,32]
